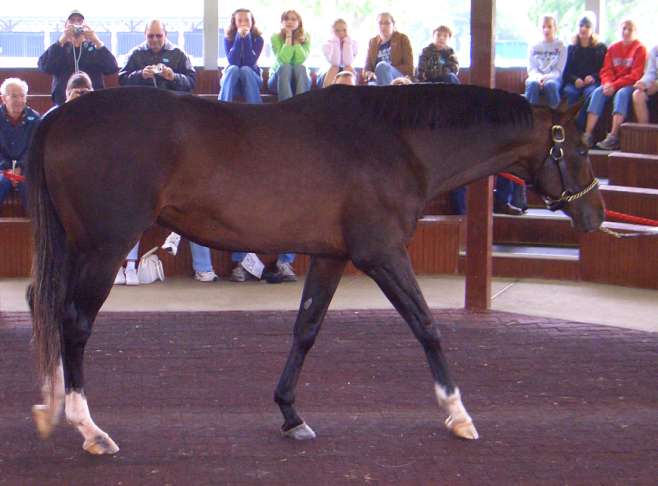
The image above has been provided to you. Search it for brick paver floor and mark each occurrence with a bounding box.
[0,309,656,485]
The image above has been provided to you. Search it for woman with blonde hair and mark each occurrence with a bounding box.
[562,11,607,128]
[320,18,358,87]
[525,15,567,109]
[268,9,311,101]
[582,19,647,149]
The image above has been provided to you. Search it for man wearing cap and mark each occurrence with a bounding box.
[38,10,118,106]
[119,19,196,92]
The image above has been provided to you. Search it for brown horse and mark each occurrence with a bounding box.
[27,84,604,454]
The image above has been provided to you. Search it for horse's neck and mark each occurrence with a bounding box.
[403,127,530,200]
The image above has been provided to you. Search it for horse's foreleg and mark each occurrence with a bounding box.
[354,247,479,440]
[274,256,346,440]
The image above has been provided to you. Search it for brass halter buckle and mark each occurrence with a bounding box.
[551,125,565,144]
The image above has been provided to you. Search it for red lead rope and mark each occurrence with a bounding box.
[605,210,658,227]
[498,172,526,186]
[497,172,658,227]
[2,170,25,183]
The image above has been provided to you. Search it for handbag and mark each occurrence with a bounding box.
[137,246,165,284]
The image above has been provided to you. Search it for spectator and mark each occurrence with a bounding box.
[320,19,358,87]
[333,71,357,86]
[562,12,607,130]
[65,71,93,101]
[119,20,217,283]
[390,76,412,85]
[632,43,658,124]
[0,78,40,210]
[582,19,647,150]
[119,19,196,92]
[363,12,413,86]
[219,9,264,104]
[59,72,139,286]
[417,24,464,214]
[268,10,311,102]
[38,10,118,106]
[417,25,460,84]
[525,15,567,109]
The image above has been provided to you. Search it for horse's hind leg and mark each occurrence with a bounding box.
[353,246,479,440]
[32,358,65,439]
[274,256,346,440]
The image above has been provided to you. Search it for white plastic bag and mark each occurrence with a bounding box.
[137,246,165,284]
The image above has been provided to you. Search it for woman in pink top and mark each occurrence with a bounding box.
[320,19,358,87]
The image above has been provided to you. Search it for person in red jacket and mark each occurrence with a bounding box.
[581,19,646,150]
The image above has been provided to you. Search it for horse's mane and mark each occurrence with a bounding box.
[287,84,534,131]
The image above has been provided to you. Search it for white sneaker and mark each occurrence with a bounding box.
[194,270,219,282]
[276,261,297,282]
[114,267,126,285]
[125,267,140,286]
[161,232,181,256]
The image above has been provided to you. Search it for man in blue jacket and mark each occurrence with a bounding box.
[38,9,118,106]
[119,19,196,92]
[0,78,41,210]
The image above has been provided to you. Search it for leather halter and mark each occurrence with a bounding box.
[541,124,599,212]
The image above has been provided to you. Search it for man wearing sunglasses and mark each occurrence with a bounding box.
[119,19,196,92]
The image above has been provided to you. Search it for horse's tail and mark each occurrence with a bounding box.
[27,111,70,385]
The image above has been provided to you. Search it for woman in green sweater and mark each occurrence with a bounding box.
[268,10,311,101]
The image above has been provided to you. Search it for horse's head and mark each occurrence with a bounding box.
[524,103,605,232]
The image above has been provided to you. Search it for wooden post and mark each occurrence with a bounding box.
[465,0,496,310]
[203,0,218,69]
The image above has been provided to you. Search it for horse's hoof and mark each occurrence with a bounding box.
[32,404,55,439]
[83,434,120,455]
[445,416,479,440]
[282,422,316,440]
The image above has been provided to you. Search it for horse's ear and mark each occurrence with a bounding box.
[556,99,584,124]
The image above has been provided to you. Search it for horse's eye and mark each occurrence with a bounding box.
[577,146,588,156]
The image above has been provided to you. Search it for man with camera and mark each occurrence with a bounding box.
[118,19,196,92]
[118,20,216,282]
[38,10,118,106]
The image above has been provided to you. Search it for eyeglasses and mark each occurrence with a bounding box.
[147,33,164,39]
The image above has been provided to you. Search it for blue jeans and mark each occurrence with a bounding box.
[563,82,598,130]
[232,252,295,264]
[525,79,562,109]
[190,242,214,272]
[374,61,403,86]
[219,65,262,104]
[268,64,310,101]
[495,176,513,205]
[587,85,634,118]
[433,73,460,84]
[127,242,139,261]
[450,186,466,215]
[0,175,27,208]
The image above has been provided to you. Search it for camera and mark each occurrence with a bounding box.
[152,63,165,75]
[73,25,85,36]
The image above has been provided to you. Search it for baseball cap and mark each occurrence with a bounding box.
[67,10,85,21]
